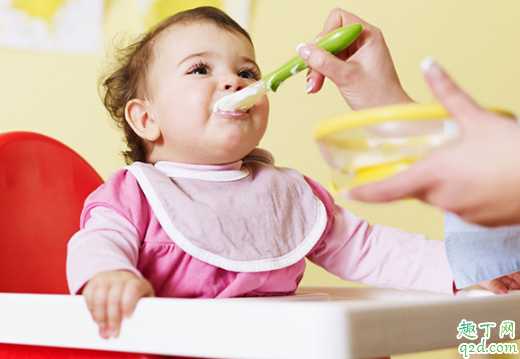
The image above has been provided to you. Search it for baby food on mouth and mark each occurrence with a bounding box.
[213,80,268,112]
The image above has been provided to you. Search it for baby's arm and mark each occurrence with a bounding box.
[67,206,154,339]
[307,196,520,295]
[307,203,455,294]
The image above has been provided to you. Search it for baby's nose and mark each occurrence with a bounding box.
[220,75,246,92]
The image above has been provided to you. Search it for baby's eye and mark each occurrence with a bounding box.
[239,68,260,80]
[192,67,208,75]
[188,61,210,75]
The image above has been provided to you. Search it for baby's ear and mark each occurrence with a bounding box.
[125,99,161,141]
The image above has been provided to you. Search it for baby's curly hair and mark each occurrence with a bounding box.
[101,6,253,164]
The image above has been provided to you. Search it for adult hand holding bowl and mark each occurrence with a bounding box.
[314,102,515,195]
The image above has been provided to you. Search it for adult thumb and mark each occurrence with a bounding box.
[421,56,485,130]
[297,43,355,87]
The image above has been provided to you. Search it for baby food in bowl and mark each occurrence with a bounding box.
[314,103,515,192]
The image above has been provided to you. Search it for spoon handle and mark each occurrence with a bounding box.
[263,24,362,92]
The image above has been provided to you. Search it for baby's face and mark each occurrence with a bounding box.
[145,22,269,164]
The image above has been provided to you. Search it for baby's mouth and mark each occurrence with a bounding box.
[215,109,249,117]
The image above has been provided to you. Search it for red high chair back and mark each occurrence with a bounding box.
[0,132,187,358]
[0,131,104,294]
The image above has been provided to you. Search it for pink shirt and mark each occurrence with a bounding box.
[67,160,455,297]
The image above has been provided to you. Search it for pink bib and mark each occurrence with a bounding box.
[125,153,327,272]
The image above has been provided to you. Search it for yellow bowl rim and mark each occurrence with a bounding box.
[313,102,516,141]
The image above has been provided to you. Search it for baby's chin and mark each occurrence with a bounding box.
[212,146,256,164]
[201,140,258,165]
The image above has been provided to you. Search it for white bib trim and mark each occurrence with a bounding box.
[154,162,249,182]
[125,164,328,273]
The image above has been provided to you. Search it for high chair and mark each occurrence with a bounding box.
[0,132,185,358]
[0,132,517,359]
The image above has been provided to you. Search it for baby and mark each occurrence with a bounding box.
[66,6,503,339]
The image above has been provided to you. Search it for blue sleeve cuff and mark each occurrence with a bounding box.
[445,212,520,289]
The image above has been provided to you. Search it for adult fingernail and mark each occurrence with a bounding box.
[500,288,509,295]
[297,43,311,61]
[306,78,314,94]
[306,69,313,81]
[420,56,435,72]
[421,56,442,77]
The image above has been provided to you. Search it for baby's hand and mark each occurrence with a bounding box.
[81,270,155,339]
[478,272,520,295]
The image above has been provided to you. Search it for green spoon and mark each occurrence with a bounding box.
[214,24,363,112]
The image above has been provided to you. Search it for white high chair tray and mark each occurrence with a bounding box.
[0,287,519,359]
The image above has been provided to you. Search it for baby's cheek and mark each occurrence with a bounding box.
[254,102,269,144]
[260,95,269,111]
[256,96,270,121]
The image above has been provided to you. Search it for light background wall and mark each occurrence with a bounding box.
[1,1,519,358]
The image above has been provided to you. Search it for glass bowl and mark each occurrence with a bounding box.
[314,103,515,191]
